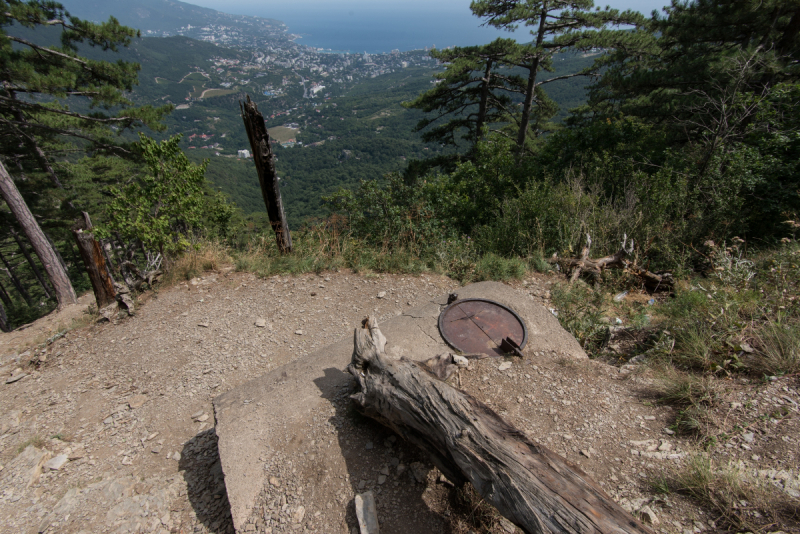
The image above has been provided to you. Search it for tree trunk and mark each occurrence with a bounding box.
[0,298,9,332]
[0,248,32,305]
[476,58,494,143]
[0,159,77,309]
[240,95,292,253]
[0,278,12,308]
[348,316,654,534]
[515,9,547,150]
[72,212,116,309]
[10,91,65,189]
[10,227,54,300]
[43,229,70,280]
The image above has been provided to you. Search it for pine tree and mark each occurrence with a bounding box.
[404,38,523,151]
[470,0,647,151]
[0,0,172,309]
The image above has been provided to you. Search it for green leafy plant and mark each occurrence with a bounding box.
[100,134,233,259]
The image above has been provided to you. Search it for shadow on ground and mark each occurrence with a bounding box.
[180,428,234,534]
[313,366,451,534]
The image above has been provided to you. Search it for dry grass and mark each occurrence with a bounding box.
[750,321,800,376]
[161,240,234,286]
[654,454,800,532]
[17,435,46,454]
[448,483,518,534]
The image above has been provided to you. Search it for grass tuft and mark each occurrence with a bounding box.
[751,321,800,376]
[656,454,800,532]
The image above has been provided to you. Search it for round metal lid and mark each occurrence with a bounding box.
[438,298,528,358]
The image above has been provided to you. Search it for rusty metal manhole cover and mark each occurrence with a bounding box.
[438,298,528,358]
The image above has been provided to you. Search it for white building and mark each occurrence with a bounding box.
[238,149,251,158]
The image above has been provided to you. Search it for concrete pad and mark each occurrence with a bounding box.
[213,281,584,531]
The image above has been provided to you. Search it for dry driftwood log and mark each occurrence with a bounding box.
[553,234,673,292]
[347,316,653,534]
[240,94,292,253]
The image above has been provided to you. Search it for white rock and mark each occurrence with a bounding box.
[255,318,267,328]
[295,330,303,335]
[354,491,379,534]
[639,505,659,526]
[44,454,68,470]
[5,373,27,384]
[292,505,305,524]
[377,291,386,299]
[498,362,512,371]
[452,355,469,367]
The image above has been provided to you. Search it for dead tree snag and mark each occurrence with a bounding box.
[240,95,292,253]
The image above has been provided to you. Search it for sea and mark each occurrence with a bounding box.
[253,5,517,54]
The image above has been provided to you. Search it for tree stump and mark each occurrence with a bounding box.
[72,212,116,309]
[348,316,653,534]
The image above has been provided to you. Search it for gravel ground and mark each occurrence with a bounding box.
[0,269,798,534]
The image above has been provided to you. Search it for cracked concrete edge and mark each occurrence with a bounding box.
[213,281,585,531]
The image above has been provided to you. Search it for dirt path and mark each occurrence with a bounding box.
[0,269,798,534]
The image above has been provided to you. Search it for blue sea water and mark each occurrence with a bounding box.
[254,6,516,54]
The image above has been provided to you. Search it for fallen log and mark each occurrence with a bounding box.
[347,316,653,534]
[552,234,673,292]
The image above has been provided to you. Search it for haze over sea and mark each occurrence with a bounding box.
[255,6,512,54]
[185,0,669,55]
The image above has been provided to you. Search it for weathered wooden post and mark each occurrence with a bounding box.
[239,95,292,253]
[72,212,116,309]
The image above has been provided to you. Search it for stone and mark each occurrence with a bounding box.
[255,318,267,328]
[580,449,591,458]
[663,428,675,435]
[196,414,209,422]
[377,475,386,485]
[198,322,210,328]
[354,491,379,534]
[452,355,469,367]
[377,292,386,299]
[44,454,68,470]
[151,445,163,454]
[639,505,659,526]
[743,433,755,443]
[498,362,512,371]
[292,505,305,523]
[67,447,85,461]
[295,329,303,335]
[128,395,148,409]
[269,477,281,488]
[365,441,373,450]
[5,373,27,384]
[410,462,428,483]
